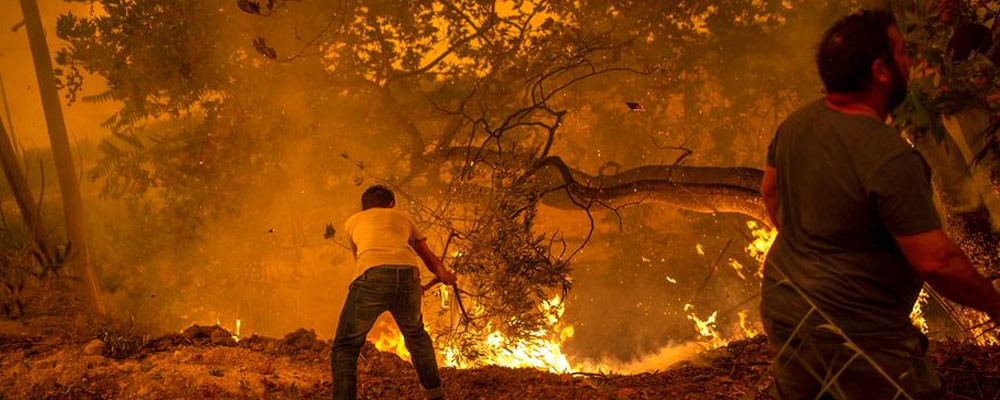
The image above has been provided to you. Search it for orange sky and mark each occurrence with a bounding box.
[0,0,116,149]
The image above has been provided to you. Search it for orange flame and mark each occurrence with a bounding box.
[684,304,727,348]
[745,221,776,280]
[370,222,780,373]
[371,296,576,373]
[374,330,411,360]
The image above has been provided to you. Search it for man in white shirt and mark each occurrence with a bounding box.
[332,185,456,400]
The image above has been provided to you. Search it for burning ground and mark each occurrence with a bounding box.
[2,313,1000,399]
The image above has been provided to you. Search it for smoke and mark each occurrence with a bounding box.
[576,341,706,374]
[48,1,384,338]
[2,0,935,372]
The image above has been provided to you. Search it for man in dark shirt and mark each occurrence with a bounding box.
[760,9,1000,399]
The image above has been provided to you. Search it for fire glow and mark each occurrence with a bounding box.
[371,221,779,373]
[375,296,576,373]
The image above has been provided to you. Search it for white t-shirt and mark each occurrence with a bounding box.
[344,207,425,280]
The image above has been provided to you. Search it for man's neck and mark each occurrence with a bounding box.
[824,92,887,121]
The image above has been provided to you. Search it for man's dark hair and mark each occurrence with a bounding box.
[816,9,898,93]
[361,185,395,210]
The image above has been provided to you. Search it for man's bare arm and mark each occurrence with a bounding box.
[760,165,780,230]
[896,229,1000,322]
[412,238,457,285]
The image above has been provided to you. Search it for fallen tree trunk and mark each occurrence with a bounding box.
[432,147,768,224]
[530,156,768,224]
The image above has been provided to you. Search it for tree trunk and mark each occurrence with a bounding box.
[531,156,768,224]
[434,147,769,224]
[910,132,1000,272]
[20,0,104,314]
[0,116,53,258]
[941,110,1000,222]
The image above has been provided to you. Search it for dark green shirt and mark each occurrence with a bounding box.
[762,99,942,338]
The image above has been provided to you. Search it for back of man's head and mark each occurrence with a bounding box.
[816,9,898,94]
[361,185,395,210]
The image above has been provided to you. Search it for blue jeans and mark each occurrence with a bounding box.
[331,265,443,400]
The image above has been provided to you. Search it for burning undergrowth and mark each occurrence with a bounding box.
[368,183,780,375]
[385,163,578,372]
[361,154,740,373]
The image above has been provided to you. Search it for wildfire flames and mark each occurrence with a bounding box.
[745,221,776,266]
[376,296,576,373]
[683,304,725,348]
[369,221,779,373]
[197,221,777,374]
[910,288,930,334]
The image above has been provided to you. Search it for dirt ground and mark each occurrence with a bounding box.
[0,315,998,399]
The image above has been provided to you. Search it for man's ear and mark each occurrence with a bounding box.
[871,58,891,86]
[389,200,396,208]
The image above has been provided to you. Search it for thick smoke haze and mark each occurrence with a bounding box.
[2,0,959,370]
